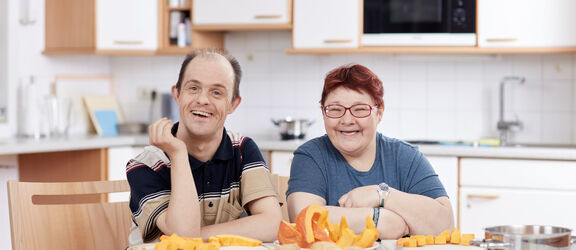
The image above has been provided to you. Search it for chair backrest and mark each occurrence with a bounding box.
[271,174,290,221]
[7,180,132,250]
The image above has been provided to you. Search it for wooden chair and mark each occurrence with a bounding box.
[271,174,290,221]
[7,180,132,250]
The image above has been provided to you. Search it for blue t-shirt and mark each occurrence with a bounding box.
[287,133,447,206]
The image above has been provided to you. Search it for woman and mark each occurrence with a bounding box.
[286,64,453,239]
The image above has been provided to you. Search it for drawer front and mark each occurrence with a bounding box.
[460,158,576,190]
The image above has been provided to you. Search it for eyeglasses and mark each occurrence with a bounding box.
[322,104,378,118]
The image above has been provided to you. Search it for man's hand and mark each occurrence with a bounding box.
[338,185,379,208]
[149,118,186,157]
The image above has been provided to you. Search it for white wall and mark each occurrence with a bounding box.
[111,31,576,145]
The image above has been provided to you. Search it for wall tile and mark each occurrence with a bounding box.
[427,111,456,140]
[399,110,428,140]
[542,54,573,81]
[541,112,573,144]
[399,80,427,110]
[541,80,573,112]
[427,80,456,110]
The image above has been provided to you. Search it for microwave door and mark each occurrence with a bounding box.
[363,0,477,46]
[364,0,445,34]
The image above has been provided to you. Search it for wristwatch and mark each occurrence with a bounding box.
[377,182,390,207]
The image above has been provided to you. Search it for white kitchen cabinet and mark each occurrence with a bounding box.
[107,146,144,202]
[425,156,458,225]
[96,0,158,50]
[193,0,291,25]
[293,0,360,48]
[459,158,576,237]
[478,0,576,47]
[269,150,293,176]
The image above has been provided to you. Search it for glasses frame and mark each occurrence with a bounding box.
[322,104,379,119]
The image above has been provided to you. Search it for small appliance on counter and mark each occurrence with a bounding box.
[271,117,314,140]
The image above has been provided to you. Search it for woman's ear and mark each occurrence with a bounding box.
[377,104,385,122]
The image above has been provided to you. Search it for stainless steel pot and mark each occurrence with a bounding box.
[271,117,314,140]
[471,225,576,250]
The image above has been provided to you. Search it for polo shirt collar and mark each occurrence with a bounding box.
[171,122,234,170]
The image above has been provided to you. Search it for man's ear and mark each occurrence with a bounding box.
[171,85,179,103]
[228,96,242,114]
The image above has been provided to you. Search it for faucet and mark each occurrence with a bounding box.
[497,76,525,146]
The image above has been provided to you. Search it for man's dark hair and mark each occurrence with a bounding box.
[175,49,242,101]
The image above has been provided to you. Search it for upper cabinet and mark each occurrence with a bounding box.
[44,0,95,54]
[292,0,359,49]
[96,0,158,52]
[478,0,576,48]
[193,0,292,30]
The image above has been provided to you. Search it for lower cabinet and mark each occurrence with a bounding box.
[459,158,576,237]
[269,151,293,176]
[107,146,144,202]
[425,156,459,226]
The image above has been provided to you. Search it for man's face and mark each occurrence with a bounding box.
[172,55,241,139]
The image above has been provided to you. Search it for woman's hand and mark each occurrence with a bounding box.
[338,185,379,208]
[149,118,186,157]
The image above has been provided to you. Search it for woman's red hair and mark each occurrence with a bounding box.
[320,64,384,107]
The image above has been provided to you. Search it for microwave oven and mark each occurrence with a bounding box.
[363,0,476,46]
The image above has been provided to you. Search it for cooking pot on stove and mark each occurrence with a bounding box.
[271,117,314,140]
[470,225,576,250]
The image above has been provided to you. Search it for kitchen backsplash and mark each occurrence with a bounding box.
[6,25,576,144]
[111,31,576,145]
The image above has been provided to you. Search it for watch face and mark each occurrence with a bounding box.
[378,183,389,192]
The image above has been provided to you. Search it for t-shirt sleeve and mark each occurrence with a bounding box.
[400,149,448,199]
[286,145,328,201]
[126,146,171,243]
[239,138,278,207]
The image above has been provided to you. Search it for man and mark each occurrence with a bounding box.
[126,50,282,245]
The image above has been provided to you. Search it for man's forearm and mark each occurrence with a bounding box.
[160,152,202,237]
[199,210,281,242]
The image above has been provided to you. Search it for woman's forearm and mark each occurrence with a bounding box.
[324,206,407,239]
[385,189,454,235]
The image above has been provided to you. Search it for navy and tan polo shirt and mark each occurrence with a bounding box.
[126,124,277,243]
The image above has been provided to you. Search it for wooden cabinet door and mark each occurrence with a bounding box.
[478,0,576,47]
[44,0,95,53]
[96,0,158,50]
[193,0,290,25]
[293,0,360,48]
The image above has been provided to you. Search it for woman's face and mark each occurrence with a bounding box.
[322,87,383,157]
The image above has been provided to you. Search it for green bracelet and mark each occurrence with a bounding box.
[372,207,380,227]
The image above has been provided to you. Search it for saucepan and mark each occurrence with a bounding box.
[470,225,576,250]
[271,117,314,140]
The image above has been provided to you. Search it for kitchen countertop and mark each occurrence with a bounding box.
[2,135,576,161]
[0,134,149,155]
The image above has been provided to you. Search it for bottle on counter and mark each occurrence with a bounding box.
[177,22,186,47]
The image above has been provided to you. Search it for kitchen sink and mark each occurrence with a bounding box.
[406,140,576,149]
[501,143,576,149]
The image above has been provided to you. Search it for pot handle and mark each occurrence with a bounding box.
[469,239,510,249]
[271,119,280,126]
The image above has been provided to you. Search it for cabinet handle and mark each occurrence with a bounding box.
[485,38,517,42]
[113,40,143,45]
[467,194,500,200]
[323,39,353,44]
[254,15,282,19]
